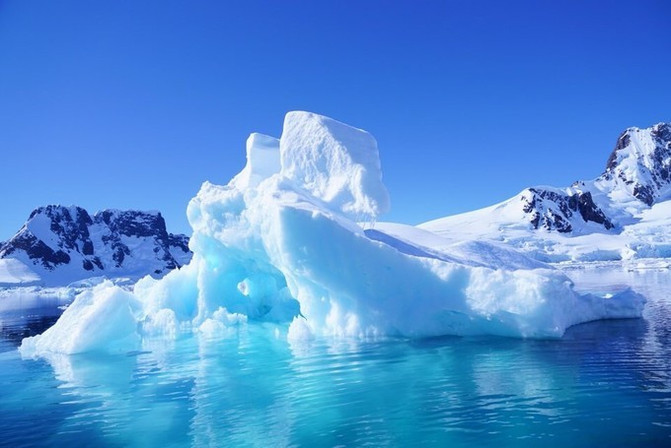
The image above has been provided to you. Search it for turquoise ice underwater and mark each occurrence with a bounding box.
[2,112,667,446]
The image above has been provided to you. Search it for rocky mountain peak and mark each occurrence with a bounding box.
[0,205,192,285]
[520,188,613,234]
[600,122,671,205]
[500,122,671,235]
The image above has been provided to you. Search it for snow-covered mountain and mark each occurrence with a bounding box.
[419,122,671,262]
[0,205,191,286]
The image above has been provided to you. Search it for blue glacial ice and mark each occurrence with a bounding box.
[20,111,645,357]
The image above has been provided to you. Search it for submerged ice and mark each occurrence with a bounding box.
[20,111,645,356]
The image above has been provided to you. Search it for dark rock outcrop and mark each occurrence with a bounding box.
[520,122,671,234]
[0,205,192,279]
[601,123,671,206]
[521,188,613,233]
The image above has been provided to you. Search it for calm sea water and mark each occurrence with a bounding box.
[1,266,670,447]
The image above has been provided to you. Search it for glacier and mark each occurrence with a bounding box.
[20,111,645,357]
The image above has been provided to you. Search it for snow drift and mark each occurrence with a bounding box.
[20,111,645,357]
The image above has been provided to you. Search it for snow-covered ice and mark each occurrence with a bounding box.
[0,259,41,287]
[20,281,142,355]
[230,133,281,189]
[279,111,389,221]
[19,111,646,357]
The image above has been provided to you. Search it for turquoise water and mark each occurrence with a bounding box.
[1,267,670,447]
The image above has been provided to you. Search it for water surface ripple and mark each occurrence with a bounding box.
[0,266,670,447]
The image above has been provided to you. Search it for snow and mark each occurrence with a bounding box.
[0,207,191,287]
[421,195,671,263]
[597,124,671,204]
[279,111,390,221]
[230,133,281,189]
[419,122,671,263]
[0,258,41,287]
[19,111,646,357]
[369,222,549,270]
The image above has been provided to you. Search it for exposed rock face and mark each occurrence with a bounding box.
[517,122,671,233]
[0,205,191,282]
[520,188,613,233]
[600,123,671,206]
[419,120,671,262]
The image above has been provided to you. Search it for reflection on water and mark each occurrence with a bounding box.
[1,314,60,347]
[0,266,670,447]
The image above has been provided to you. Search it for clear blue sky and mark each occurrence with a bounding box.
[1,0,670,239]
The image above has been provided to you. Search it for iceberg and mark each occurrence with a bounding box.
[20,281,142,355]
[20,111,645,357]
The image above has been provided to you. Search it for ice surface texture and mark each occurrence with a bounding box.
[20,111,645,356]
[279,112,390,221]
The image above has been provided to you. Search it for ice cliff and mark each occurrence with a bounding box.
[20,112,645,357]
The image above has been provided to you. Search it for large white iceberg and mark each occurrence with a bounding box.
[20,111,645,356]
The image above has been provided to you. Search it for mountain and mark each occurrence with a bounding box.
[417,122,671,262]
[0,205,191,286]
